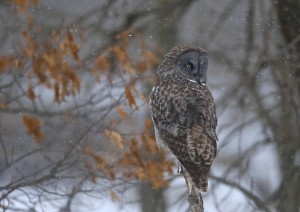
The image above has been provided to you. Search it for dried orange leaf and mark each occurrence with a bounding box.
[110,46,126,63]
[96,56,109,71]
[110,190,121,202]
[67,30,74,42]
[91,154,105,169]
[59,43,67,55]
[14,59,24,69]
[116,106,127,118]
[125,87,137,108]
[142,133,157,154]
[144,119,153,129]
[71,43,80,61]
[135,168,146,180]
[27,15,33,30]
[22,115,43,144]
[11,0,27,13]
[27,84,36,100]
[0,57,12,72]
[54,82,60,103]
[0,103,6,109]
[42,53,56,67]
[68,71,81,93]
[12,0,40,13]
[104,129,123,149]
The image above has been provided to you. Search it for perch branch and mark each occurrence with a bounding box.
[180,166,204,212]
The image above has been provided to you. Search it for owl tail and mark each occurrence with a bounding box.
[179,160,210,193]
[192,176,208,193]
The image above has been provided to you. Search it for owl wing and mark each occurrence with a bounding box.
[150,83,217,192]
[185,87,217,166]
[153,86,217,192]
[186,124,216,166]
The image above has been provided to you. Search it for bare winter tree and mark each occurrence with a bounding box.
[0,0,299,212]
[0,1,171,211]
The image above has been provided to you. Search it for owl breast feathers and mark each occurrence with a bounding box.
[149,45,218,192]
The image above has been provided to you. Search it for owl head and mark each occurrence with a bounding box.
[157,45,208,85]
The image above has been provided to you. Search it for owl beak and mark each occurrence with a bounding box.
[198,63,207,86]
[197,53,208,86]
[198,78,206,86]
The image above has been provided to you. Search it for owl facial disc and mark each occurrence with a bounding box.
[177,50,208,86]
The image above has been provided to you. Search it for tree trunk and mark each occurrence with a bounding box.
[139,183,167,212]
[274,1,300,211]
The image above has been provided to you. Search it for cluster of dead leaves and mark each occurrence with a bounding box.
[2,3,81,144]
[83,146,116,182]
[22,28,81,103]
[0,22,81,104]
[83,120,174,191]
[92,29,158,78]
[6,0,174,200]
[83,120,175,190]
[22,115,44,143]
[118,137,174,189]
[91,29,159,109]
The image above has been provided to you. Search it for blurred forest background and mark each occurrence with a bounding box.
[0,0,299,211]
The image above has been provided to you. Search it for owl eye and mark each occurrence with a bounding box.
[186,62,194,69]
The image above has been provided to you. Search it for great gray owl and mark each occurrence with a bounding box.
[149,45,217,192]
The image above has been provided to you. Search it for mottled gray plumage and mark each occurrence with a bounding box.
[149,45,217,192]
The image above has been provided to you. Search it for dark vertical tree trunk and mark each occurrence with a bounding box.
[155,0,196,50]
[138,1,197,212]
[274,1,300,211]
[277,0,300,95]
[139,183,167,212]
[137,3,177,211]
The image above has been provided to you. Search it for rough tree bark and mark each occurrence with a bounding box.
[274,1,300,211]
[139,183,167,212]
